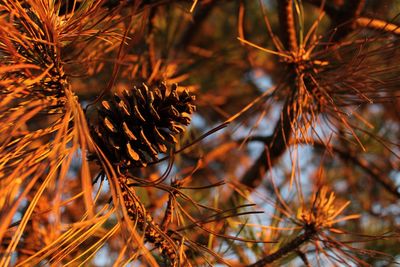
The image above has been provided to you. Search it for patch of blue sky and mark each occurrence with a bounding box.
[247,68,273,93]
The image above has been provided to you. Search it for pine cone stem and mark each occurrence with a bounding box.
[118,176,179,265]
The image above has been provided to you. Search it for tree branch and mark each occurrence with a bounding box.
[277,0,298,52]
[355,17,400,35]
[244,136,400,199]
[231,0,300,197]
[239,98,293,190]
[248,226,316,267]
[312,142,400,199]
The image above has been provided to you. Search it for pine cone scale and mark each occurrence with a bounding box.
[91,83,195,168]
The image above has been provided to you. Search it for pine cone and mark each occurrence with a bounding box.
[92,83,196,168]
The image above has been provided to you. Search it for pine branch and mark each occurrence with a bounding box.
[231,0,299,196]
[277,0,298,52]
[297,249,311,267]
[237,97,293,191]
[161,193,175,231]
[247,226,316,267]
[118,176,179,265]
[244,136,400,199]
[311,142,400,199]
[355,17,400,35]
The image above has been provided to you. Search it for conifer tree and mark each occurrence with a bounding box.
[1,1,399,266]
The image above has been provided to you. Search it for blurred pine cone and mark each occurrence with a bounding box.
[91,83,196,168]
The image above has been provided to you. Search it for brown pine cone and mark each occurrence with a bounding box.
[91,82,196,168]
